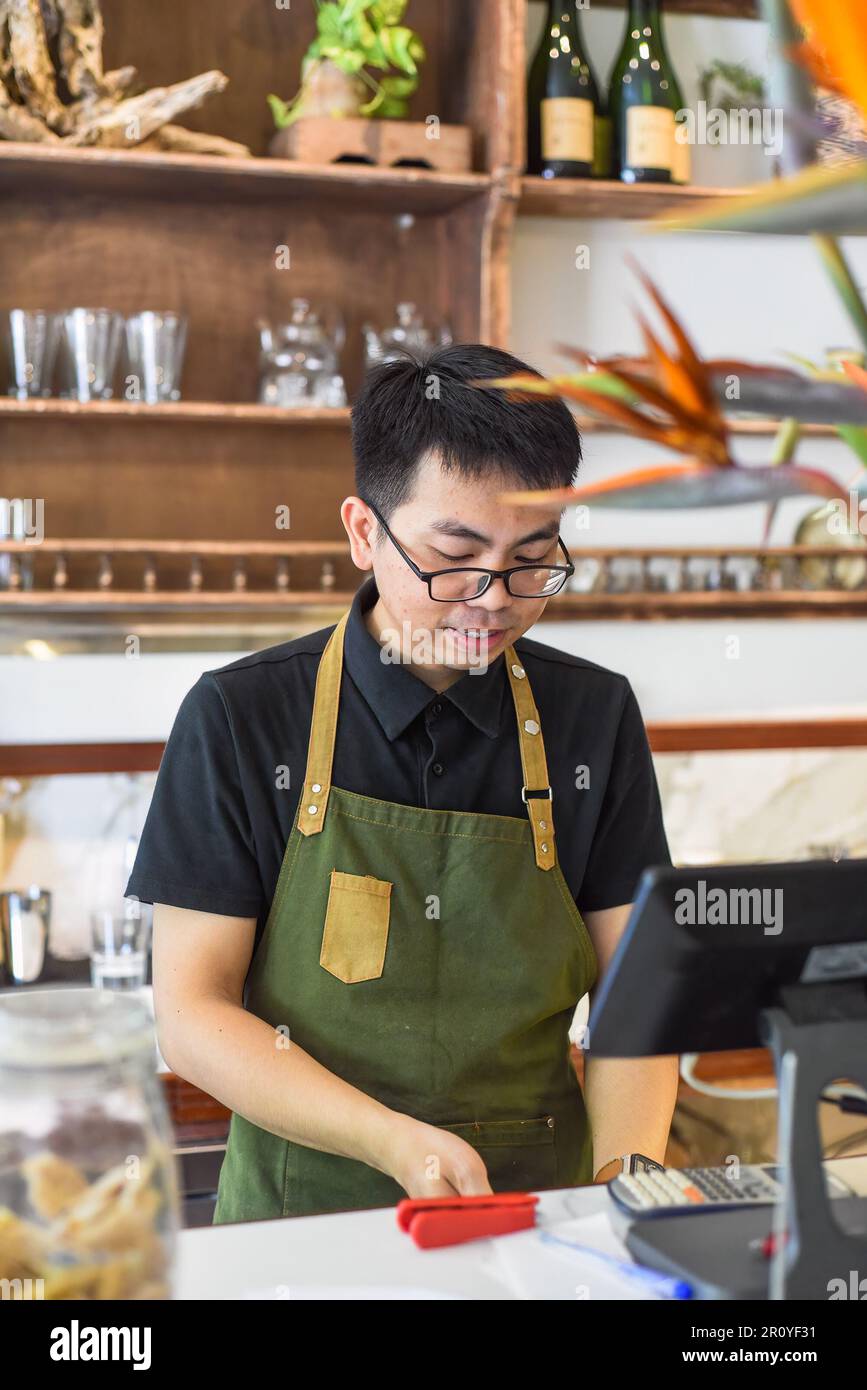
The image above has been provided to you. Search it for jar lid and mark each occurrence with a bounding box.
[0,986,153,1069]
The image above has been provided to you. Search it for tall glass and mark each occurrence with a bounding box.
[2,310,61,398]
[57,308,123,401]
[91,904,149,991]
[124,311,188,403]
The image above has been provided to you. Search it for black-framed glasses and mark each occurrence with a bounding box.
[364,499,575,601]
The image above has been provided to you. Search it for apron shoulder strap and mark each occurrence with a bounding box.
[299,615,558,871]
[297,610,349,837]
[504,648,557,872]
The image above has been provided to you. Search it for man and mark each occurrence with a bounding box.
[126,343,678,1223]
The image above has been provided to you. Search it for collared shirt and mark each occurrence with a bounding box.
[127,575,671,948]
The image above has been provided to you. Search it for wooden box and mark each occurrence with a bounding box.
[270,116,473,171]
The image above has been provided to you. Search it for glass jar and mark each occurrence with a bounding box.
[0,987,179,1300]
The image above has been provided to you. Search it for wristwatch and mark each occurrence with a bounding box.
[593,1153,666,1184]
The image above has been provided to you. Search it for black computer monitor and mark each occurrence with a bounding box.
[587,859,867,1057]
[585,859,867,1299]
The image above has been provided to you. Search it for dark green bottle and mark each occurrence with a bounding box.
[609,0,690,185]
[527,2,603,179]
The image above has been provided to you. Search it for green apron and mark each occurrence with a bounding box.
[213,610,598,1223]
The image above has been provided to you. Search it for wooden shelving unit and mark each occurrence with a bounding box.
[2,0,822,615]
[0,0,521,547]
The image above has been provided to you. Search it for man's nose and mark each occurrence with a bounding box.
[466,576,512,613]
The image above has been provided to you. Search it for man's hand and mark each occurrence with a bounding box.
[383,1114,494,1198]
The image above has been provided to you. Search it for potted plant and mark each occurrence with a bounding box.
[268,0,425,129]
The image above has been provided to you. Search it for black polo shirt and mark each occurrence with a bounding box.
[126,575,671,947]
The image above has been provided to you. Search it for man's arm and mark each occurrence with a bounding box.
[152,903,493,1198]
[580,903,680,1182]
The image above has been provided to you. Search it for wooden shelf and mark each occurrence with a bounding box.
[545,591,867,620]
[2,590,865,621]
[584,0,758,15]
[0,398,839,438]
[520,176,753,220]
[0,141,492,212]
[0,398,351,426]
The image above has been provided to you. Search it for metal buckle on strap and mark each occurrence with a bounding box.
[521,786,553,804]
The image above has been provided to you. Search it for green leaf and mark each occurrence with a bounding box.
[379,74,416,98]
[363,36,390,69]
[356,14,377,52]
[770,417,800,466]
[267,93,293,129]
[370,0,408,25]
[812,236,867,356]
[657,160,867,237]
[375,96,409,118]
[710,371,867,426]
[359,86,386,116]
[331,49,365,73]
[836,426,867,468]
[566,464,846,511]
[380,25,418,75]
[316,3,345,44]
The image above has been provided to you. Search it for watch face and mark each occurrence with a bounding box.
[629,1154,666,1175]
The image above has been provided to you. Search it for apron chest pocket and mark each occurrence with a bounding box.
[320,870,392,984]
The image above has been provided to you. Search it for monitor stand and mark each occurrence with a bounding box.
[622,981,867,1300]
[764,981,867,1299]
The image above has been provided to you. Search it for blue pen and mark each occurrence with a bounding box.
[539,1230,694,1299]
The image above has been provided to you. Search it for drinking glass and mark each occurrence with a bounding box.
[90,904,149,991]
[124,311,188,403]
[2,310,61,398]
[57,308,123,401]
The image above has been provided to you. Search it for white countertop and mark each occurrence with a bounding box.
[175,1184,607,1301]
[174,1156,867,1301]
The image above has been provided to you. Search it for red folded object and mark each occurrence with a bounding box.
[396,1192,539,1249]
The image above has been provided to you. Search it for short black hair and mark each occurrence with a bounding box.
[351,342,581,519]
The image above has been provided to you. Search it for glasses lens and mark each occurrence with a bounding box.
[508,568,567,597]
[430,570,489,601]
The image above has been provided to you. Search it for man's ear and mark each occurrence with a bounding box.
[340,496,376,572]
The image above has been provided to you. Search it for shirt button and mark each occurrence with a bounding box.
[432,762,444,776]
[430,702,442,717]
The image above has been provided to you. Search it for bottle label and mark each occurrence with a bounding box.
[673,117,692,184]
[626,105,675,171]
[541,97,594,164]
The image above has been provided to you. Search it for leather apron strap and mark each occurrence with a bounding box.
[503,649,556,871]
[298,610,557,870]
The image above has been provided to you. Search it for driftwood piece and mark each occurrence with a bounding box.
[62,64,137,126]
[55,0,103,97]
[7,0,69,129]
[0,78,60,139]
[0,0,235,154]
[101,65,136,97]
[136,122,251,158]
[65,69,229,147]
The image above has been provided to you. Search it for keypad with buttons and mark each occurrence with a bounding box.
[608,1163,786,1216]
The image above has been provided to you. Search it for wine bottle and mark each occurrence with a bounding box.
[527,2,602,180]
[609,0,690,185]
